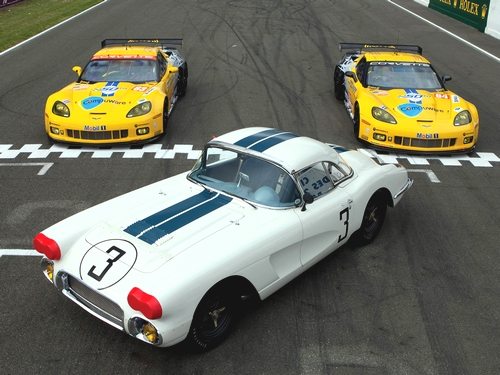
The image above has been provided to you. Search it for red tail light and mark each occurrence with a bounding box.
[127,287,162,320]
[33,233,61,260]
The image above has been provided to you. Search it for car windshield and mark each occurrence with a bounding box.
[188,146,301,208]
[366,62,442,90]
[80,58,158,83]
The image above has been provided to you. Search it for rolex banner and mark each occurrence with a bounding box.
[429,0,491,32]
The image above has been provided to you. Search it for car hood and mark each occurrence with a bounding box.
[59,81,158,113]
[68,185,245,277]
[369,88,465,124]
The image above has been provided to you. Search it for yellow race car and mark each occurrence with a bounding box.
[45,39,188,144]
[334,43,479,153]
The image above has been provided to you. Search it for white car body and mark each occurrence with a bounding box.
[34,127,412,351]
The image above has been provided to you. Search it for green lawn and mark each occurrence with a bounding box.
[0,0,102,52]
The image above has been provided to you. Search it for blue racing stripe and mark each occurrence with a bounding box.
[124,190,217,236]
[138,194,232,244]
[234,129,283,148]
[249,132,299,152]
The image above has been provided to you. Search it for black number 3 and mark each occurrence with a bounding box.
[88,246,126,281]
[338,207,349,242]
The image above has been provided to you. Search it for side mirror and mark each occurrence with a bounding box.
[345,71,358,83]
[442,75,452,82]
[168,66,179,74]
[72,66,82,77]
[301,192,314,211]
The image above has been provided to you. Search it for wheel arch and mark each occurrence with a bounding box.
[371,187,394,208]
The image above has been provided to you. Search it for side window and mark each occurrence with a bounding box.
[326,161,352,184]
[297,162,334,199]
[157,53,167,78]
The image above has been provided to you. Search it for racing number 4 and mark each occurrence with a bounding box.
[88,246,126,282]
[338,207,349,242]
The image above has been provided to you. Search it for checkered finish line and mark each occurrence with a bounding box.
[0,143,499,167]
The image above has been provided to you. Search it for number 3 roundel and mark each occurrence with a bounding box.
[79,239,138,290]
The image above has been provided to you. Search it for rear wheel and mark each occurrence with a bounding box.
[355,193,387,245]
[177,63,188,97]
[353,103,360,139]
[334,66,345,101]
[184,286,238,352]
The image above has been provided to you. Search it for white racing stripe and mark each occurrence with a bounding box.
[0,249,40,257]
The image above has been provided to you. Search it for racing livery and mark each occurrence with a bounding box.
[45,39,188,144]
[334,43,479,153]
[34,127,412,351]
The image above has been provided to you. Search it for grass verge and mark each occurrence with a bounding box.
[0,0,102,52]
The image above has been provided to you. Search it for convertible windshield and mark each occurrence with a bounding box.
[188,146,301,208]
[366,62,442,90]
[80,59,158,83]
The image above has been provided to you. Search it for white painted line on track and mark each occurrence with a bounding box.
[0,162,53,175]
[387,0,500,63]
[0,249,40,258]
[0,0,109,57]
[408,169,441,183]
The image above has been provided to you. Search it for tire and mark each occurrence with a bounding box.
[333,66,345,101]
[355,193,387,245]
[353,103,360,139]
[184,286,238,352]
[162,98,169,133]
[177,63,188,97]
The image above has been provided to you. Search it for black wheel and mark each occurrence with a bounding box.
[353,103,360,139]
[334,66,345,101]
[355,193,387,245]
[184,286,238,352]
[177,63,188,97]
[162,98,169,133]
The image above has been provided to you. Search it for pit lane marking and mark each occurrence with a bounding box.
[1,144,500,168]
[407,169,441,183]
[0,162,53,175]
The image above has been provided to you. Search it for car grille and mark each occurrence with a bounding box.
[57,272,124,329]
[66,129,129,140]
[394,136,456,148]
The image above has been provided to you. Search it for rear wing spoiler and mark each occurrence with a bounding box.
[101,38,183,49]
[339,43,422,55]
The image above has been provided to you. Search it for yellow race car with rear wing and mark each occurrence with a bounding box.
[333,43,479,153]
[45,38,188,144]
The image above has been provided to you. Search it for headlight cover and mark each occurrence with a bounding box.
[454,110,472,126]
[372,107,397,124]
[52,101,70,117]
[127,101,152,118]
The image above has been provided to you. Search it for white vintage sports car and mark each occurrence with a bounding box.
[34,127,412,351]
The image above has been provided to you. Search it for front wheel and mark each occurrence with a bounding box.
[184,287,238,352]
[162,98,169,134]
[355,193,387,245]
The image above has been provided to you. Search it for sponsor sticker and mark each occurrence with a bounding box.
[84,125,107,131]
[82,96,104,110]
[435,93,449,99]
[417,133,439,139]
[397,103,423,117]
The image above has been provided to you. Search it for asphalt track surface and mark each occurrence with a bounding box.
[1,0,500,374]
